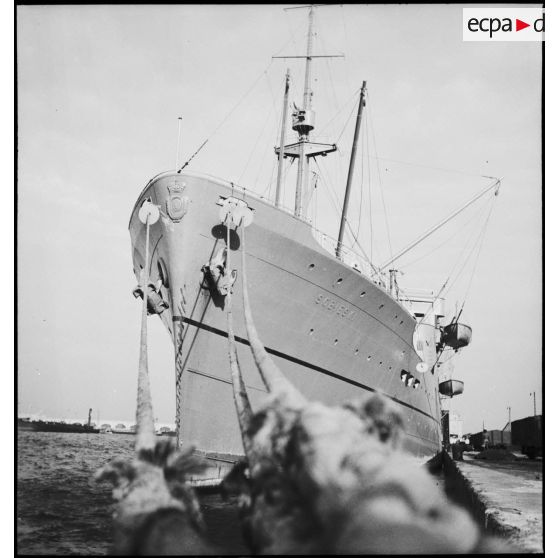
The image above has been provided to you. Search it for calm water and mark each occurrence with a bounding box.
[17,431,247,555]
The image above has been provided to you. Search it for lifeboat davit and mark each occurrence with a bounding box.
[439,379,464,397]
[441,322,472,350]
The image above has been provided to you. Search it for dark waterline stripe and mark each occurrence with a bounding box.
[172,315,438,424]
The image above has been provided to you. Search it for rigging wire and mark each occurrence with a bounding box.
[315,157,342,213]
[455,194,497,316]
[178,60,274,171]
[325,57,340,113]
[335,94,360,145]
[415,196,496,326]
[261,162,276,201]
[264,69,281,144]
[308,162,319,225]
[365,107,374,264]
[319,88,359,137]
[339,5,353,99]
[281,11,307,57]
[236,98,275,186]
[350,129,365,249]
[178,139,208,172]
[443,200,495,300]
[315,158,381,276]
[255,145,276,193]
[254,100,281,188]
[366,91,393,263]
[315,19,340,113]
[274,158,295,209]
[414,203,490,326]
[373,156,495,180]
[397,199,490,271]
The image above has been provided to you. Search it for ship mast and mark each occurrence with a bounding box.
[275,69,290,207]
[336,80,367,258]
[294,6,315,217]
[273,5,340,218]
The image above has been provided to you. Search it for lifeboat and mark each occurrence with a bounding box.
[438,379,464,397]
[440,322,472,350]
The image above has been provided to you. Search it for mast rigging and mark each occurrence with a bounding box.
[379,178,502,271]
[273,5,339,218]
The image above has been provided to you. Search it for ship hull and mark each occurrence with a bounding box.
[130,171,443,481]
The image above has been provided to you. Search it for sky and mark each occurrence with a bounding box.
[16,4,542,432]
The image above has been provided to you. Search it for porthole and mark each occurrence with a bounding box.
[308,263,315,270]
[399,320,404,325]
[354,349,359,355]
[379,304,384,309]
[334,339,339,345]
[367,355,371,362]
[360,291,366,297]
[309,328,314,335]
[336,278,343,284]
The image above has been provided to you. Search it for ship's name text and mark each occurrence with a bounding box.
[315,294,356,320]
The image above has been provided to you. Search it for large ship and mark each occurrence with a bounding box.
[18,409,100,434]
[128,7,485,482]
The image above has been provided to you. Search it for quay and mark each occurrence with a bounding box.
[443,450,543,553]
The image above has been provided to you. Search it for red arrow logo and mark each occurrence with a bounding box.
[516,19,530,31]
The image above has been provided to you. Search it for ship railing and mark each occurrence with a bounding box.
[215,177,439,314]
[396,288,437,309]
[227,183,303,220]
[174,170,317,225]
[393,289,414,311]
[142,170,312,225]
[402,287,437,298]
[311,229,388,290]
[155,171,403,296]
[309,228,431,312]
[193,174,420,307]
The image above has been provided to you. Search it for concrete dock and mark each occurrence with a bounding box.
[444,451,543,553]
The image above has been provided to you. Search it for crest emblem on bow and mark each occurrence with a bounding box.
[166,182,188,222]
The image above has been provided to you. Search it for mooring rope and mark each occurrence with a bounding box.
[135,202,159,453]
[239,223,306,407]
[224,216,255,461]
[175,354,182,447]
[95,201,512,556]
